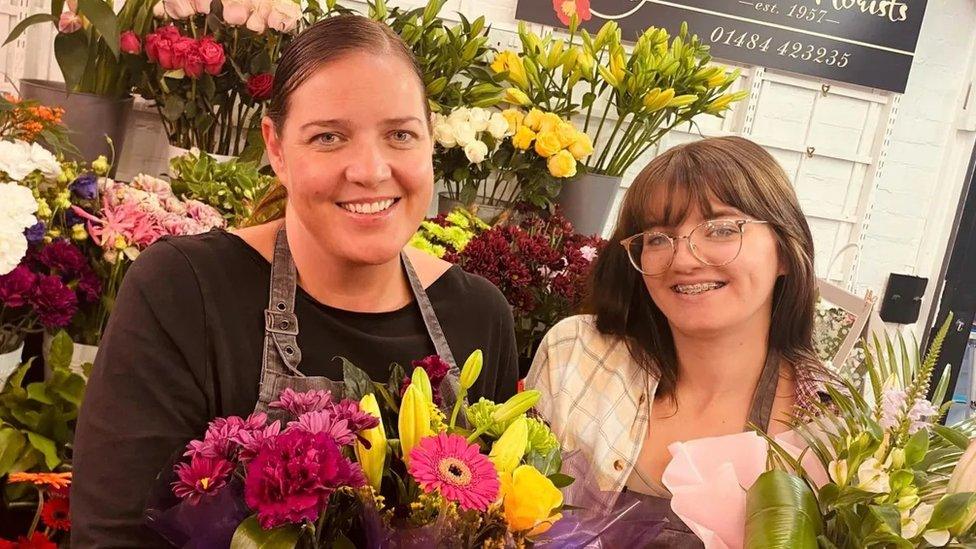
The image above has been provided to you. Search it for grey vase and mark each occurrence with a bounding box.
[19,79,133,174]
[557,172,622,236]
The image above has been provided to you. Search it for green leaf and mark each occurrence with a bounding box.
[904,429,929,466]
[4,13,57,46]
[55,31,90,92]
[52,373,86,406]
[928,493,976,530]
[332,534,356,549]
[47,331,73,372]
[934,424,971,450]
[26,383,54,405]
[745,470,822,549]
[162,95,186,122]
[526,446,562,477]
[78,0,120,57]
[230,516,300,549]
[0,428,27,477]
[26,432,60,470]
[338,357,373,401]
[547,472,574,488]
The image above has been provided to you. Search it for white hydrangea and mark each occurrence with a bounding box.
[0,140,61,181]
[0,182,38,275]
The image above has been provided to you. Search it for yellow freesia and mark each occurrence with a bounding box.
[523,108,545,132]
[490,51,528,90]
[534,131,562,158]
[568,131,594,160]
[547,149,577,178]
[500,465,564,536]
[355,394,387,490]
[512,126,536,150]
[502,109,525,133]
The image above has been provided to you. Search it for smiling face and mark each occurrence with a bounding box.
[638,194,785,339]
[262,51,433,266]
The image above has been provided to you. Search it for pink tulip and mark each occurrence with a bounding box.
[58,12,82,33]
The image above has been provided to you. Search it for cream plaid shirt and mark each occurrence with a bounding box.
[525,314,821,507]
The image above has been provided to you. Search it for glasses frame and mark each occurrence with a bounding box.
[619,219,771,276]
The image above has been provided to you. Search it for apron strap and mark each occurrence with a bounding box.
[747,349,782,432]
[401,251,462,410]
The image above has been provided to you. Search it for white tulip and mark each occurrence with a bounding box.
[464,140,489,164]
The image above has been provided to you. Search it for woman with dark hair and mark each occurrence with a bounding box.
[525,135,823,546]
[71,16,518,546]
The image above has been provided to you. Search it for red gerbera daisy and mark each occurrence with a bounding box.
[41,495,71,531]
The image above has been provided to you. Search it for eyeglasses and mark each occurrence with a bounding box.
[620,219,771,276]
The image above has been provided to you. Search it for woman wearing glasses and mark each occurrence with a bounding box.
[525,136,822,546]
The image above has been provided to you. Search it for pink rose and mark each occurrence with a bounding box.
[197,37,225,75]
[221,0,252,25]
[171,36,197,70]
[245,0,271,33]
[163,0,194,19]
[120,31,142,54]
[183,49,205,78]
[193,0,211,13]
[266,0,300,32]
[58,12,82,33]
[154,37,178,69]
[157,24,182,40]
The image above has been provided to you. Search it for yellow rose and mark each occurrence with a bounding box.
[538,112,563,134]
[547,150,577,178]
[534,131,562,158]
[502,109,525,133]
[501,465,564,536]
[555,122,577,148]
[523,108,545,132]
[568,131,594,160]
[512,125,536,150]
[504,88,531,106]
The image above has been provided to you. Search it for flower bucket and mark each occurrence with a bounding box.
[0,342,24,389]
[437,193,509,224]
[555,172,622,237]
[19,79,133,177]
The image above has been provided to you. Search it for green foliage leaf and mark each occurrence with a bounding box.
[904,429,929,466]
[47,331,74,372]
[526,446,562,477]
[934,424,971,450]
[4,13,58,46]
[55,31,90,92]
[230,516,300,549]
[78,0,120,57]
[26,432,60,470]
[547,472,574,488]
[162,95,186,122]
[745,470,822,549]
[0,427,27,477]
[339,357,373,401]
[929,493,976,530]
[26,383,54,405]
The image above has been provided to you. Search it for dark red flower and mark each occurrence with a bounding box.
[246,73,273,101]
[171,37,197,71]
[400,354,453,405]
[0,265,37,308]
[0,533,57,549]
[36,239,87,279]
[120,30,141,55]
[40,495,71,531]
[29,275,78,328]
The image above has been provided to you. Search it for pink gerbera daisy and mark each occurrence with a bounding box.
[408,433,500,511]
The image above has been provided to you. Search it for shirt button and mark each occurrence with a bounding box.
[613,459,624,471]
[638,393,646,404]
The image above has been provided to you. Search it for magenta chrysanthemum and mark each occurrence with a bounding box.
[185,413,269,458]
[287,410,356,446]
[331,400,381,433]
[408,433,500,511]
[172,455,233,504]
[232,421,282,463]
[269,388,333,416]
[244,430,365,529]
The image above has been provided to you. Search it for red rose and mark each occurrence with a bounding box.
[246,73,273,101]
[183,49,205,78]
[144,32,160,62]
[154,37,178,69]
[171,37,197,71]
[157,24,182,40]
[197,37,225,76]
[120,30,141,55]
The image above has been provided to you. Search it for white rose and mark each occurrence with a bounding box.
[468,107,490,132]
[27,142,61,179]
[266,0,301,32]
[432,121,457,148]
[245,0,272,33]
[153,0,166,17]
[193,0,211,14]
[447,107,470,126]
[0,222,28,276]
[221,0,252,25]
[451,119,477,148]
[464,140,488,164]
[487,113,510,139]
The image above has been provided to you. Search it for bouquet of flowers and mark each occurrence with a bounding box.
[434,106,592,210]
[661,318,976,547]
[448,210,604,368]
[126,0,332,156]
[147,350,581,547]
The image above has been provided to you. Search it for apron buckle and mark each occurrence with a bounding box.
[265,310,299,335]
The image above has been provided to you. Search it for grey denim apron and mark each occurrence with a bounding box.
[252,228,462,414]
[642,350,783,548]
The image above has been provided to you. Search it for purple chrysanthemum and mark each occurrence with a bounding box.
[29,275,78,328]
[0,265,37,308]
[269,388,333,416]
[36,239,88,280]
[172,454,234,505]
[243,430,365,528]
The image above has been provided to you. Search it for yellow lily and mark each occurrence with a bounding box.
[355,393,387,490]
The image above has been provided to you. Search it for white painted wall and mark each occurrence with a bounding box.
[2,0,975,334]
